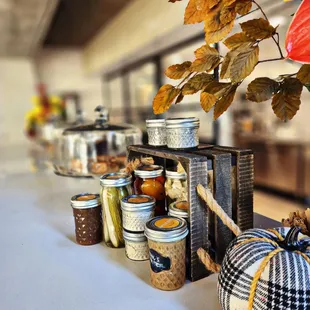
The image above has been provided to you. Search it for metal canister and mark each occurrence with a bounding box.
[121,195,155,232]
[123,230,149,261]
[71,193,102,246]
[146,119,166,146]
[166,117,200,149]
[145,216,188,291]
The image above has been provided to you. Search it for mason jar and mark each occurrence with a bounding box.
[146,119,166,146]
[121,195,155,232]
[123,230,149,261]
[166,117,200,149]
[134,165,166,216]
[165,168,188,206]
[100,172,132,248]
[145,216,188,291]
[71,193,102,246]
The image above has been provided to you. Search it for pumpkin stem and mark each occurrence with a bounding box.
[279,226,310,252]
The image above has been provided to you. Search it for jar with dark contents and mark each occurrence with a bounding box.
[168,201,190,279]
[100,172,132,248]
[134,165,166,216]
[145,216,188,291]
[71,193,102,246]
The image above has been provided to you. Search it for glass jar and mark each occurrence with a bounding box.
[145,216,188,291]
[100,172,132,248]
[121,195,155,232]
[71,193,102,246]
[146,119,166,146]
[166,117,200,149]
[133,165,166,216]
[123,230,149,261]
[165,169,187,206]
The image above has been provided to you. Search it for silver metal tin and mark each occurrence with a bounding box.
[166,169,187,180]
[71,193,101,209]
[146,119,166,146]
[123,230,147,242]
[168,201,189,219]
[145,216,188,243]
[121,195,155,231]
[100,172,132,187]
[134,165,164,179]
[166,118,200,149]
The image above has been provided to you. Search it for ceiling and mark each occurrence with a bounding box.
[43,0,130,47]
[0,0,59,56]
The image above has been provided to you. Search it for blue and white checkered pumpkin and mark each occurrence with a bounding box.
[218,227,310,310]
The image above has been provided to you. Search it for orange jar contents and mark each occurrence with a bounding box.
[134,165,166,216]
[145,216,188,291]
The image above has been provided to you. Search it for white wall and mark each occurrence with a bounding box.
[36,48,102,119]
[0,58,37,146]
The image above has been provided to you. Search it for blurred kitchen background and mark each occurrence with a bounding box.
[0,0,307,221]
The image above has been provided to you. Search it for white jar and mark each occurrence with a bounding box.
[123,230,149,261]
[121,195,155,232]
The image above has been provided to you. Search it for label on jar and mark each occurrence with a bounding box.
[77,194,96,201]
[128,197,150,203]
[149,249,171,273]
[154,218,180,229]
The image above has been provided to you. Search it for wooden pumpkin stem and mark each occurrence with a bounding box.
[197,184,242,237]
[197,248,221,273]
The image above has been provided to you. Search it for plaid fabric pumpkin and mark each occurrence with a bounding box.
[218,227,310,310]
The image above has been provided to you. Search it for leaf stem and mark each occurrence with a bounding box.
[177,73,194,88]
[258,57,285,64]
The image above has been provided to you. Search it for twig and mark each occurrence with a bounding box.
[177,72,195,88]
[258,57,285,64]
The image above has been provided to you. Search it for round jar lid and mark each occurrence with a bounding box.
[71,193,100,209]
[166,117,200,129]
[166,168,187,180]
[168,201,189,219]
[145,216,188,243]
[123,229,147,242]
[100,172,132,187]
[146,119,166,128]
[134,165,164,178]
[121,195,155,212]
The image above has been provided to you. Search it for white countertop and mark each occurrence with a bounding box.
[1,145,220,310]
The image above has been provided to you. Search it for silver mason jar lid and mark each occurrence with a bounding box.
[145,216,188,243]
[121,195,155,212]
[166,117,200,129]
[71,193,101,209]
[123,230,147,242]
[134,165,164,178]
[168,201,189,219]
[166,168,187,180]
[146,119,166,128]
[100,172,132,187]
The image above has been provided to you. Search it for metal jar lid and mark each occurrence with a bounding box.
[145,216,188,243]
[168,201,189,219]
[166,168,187,180]
[121,195,155,212]
[100,172,132,187]
[134,165,164,178]
[166,117,200,129]
[123,230,147,242]
[71,193,101,209]
[146,119,166,128]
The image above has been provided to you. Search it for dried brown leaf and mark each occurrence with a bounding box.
[223,32,256,50]
[182,73,214,95]
[165,61,192,80]
[271,78,303,121]
[205,19,235,44]
[241,18,276,40]
[182,83,197,95]
[203,81,231,98]
[184,0,210,24]
[153,84,180,114]
[175,93,184,104]
[220,3,237,25]
[235,0,252,15]
[214,84,238,119]
[297,64,310,85]
[220,49,239,79]
[200,92,217,112]
[190,44,221,72]
[230,46,259,82]
[246,77,280,102]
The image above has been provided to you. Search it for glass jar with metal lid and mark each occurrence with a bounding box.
[71,193,102,246]
[165,168,188,206]
[145,216,188,291]
[168,201,189,220]
[133,165,166,216]
[123,230,149,261]
[166,117,200,149]
[146,119,166,146]
[100,172,132,248]
[121,195,155,232]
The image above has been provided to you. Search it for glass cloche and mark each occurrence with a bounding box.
[53,106,142,178]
